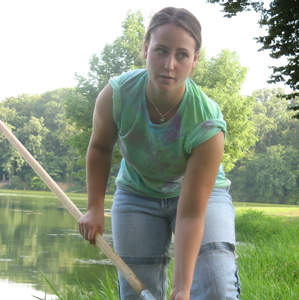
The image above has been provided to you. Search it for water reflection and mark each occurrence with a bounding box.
[0,279,58,300]
[0,191,115,299]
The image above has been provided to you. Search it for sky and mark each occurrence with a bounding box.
[0,0,290,101]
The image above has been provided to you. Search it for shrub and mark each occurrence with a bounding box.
[30,176,48,191]
[2,175,25,190]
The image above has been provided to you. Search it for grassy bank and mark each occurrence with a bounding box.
[35,204,298,299]
[235,210,298,299]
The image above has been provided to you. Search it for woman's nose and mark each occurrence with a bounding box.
[164,55,175,72]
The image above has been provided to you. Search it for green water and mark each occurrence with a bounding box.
[0,190,115,299]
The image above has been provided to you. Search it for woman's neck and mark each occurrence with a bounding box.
[145,83,185,124]
[145,83,185,112]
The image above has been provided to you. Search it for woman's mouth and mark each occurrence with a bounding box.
[160,75,174,80]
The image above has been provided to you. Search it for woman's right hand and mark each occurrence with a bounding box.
[78,209,105,246]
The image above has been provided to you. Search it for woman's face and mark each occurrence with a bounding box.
[144,23,199,96]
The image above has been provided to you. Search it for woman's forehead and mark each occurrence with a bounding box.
[149,24,196,50]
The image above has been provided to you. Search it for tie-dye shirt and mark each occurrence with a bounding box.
[109,69,231,198]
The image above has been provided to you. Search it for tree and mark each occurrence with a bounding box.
[0,89,80,189]
[0,128,24,184]
[231,145,298,204]
[66,11,257,180]
[208,0,299,116]
[16,116,48,160]
[228,88,299,204]
[252,88,292,152]
[0,105,25,183]
[193,49,257,171]
[65,10,145,166]
[194,49,248,93]
[35,89,79,181]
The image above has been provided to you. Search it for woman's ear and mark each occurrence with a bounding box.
[192,50,200,68]
[143,41,148,60]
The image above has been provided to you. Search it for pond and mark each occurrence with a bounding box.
[0,190,116,299]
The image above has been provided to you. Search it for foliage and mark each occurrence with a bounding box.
[66,11,256,173]
[193,49,256,171]
[236,210,284,243]
[194,49,247,93]
[64,10,145,165]
[35,261,173,300]
[228,89,299,204]
[33,271,120,300]
[0,110,25,182]
[2,175,25,190]
[207,0,299,106]
[0,88,80,188]
[35,209,299,300]
[1,9,297,202]
[236,210,299,299]
[288,104,299,119]
[30,176,48,191]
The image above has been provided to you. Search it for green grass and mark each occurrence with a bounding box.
[235,210,299,299]
[33,270,119,300]
[234,202,299,218]
[36,204,299,299]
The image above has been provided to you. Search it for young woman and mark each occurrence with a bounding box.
[78,7,241,300]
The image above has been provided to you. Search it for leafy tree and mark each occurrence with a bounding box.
[231,145,298,203]
[66,11,257,185]
[208,0,299,117]
[0,89,79,188]
[0,106,25,183]
[65,10,145,174]
[30,176,48,191]
[194,49,248,93]
[0,135,24,184]
[228,88,299,204]
[34,89,79,181]
[66,10,145,131]
[251,88,292,152]
[194,49,256,171]
[16,116,48,160]
[288,102,299,119]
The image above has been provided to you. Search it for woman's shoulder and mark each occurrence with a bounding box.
[185,78,222,117]
[110,69,147,87]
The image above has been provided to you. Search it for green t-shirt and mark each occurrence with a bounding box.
[109,69,231,198]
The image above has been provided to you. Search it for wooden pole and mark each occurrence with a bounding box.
[0,120,156,300]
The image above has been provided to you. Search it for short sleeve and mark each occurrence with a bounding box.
[109,69,147,130]
[109,76,123,129]
[184,118,227,156]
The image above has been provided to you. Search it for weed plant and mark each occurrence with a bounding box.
[37,210,298,299]
[34,271,119,300]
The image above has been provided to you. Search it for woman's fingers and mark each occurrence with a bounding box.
[88,227,97,245]
[78,219,93,241]
[78,210,104,246]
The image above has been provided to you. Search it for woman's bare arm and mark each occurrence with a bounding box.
[171,131,225,300]
[78,84,118,245]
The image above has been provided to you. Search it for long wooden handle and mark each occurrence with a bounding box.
[0,120,156,300]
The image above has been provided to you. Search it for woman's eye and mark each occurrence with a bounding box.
[156,48,167,55]
[177,52,188,59]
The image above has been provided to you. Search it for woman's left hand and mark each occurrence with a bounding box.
[170,289,190,300]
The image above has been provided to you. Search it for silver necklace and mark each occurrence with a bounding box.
[147,96,181,123]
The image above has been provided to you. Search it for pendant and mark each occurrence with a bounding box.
[160,117,165,123]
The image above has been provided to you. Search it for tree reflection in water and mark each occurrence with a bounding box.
[0,191,115,299]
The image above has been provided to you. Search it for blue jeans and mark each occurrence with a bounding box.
[112,187,241,300]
